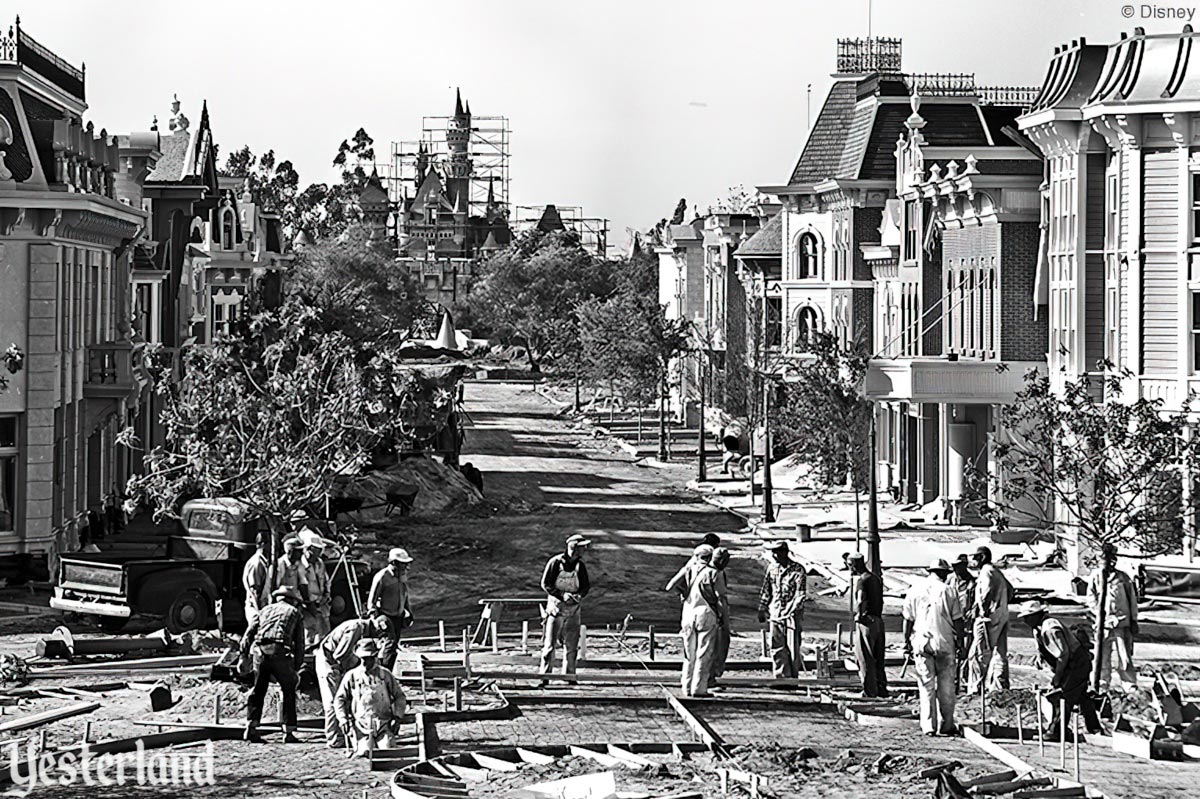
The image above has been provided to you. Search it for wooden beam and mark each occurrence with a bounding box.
[961,726,1039,776]
[0,701,99,734]
[29,654,218,676]
[569,744,628,768]
[663,689,729,758]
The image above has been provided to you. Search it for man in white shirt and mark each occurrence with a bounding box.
[969,545,1012,693]
[903,558,965,736]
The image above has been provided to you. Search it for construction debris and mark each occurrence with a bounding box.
[0,700,100,734]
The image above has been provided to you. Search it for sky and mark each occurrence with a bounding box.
[14,0,1197,250]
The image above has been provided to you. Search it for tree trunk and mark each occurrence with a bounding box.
[658,369,669,462]
[1091,564,1109,693]
[573,369,581,412]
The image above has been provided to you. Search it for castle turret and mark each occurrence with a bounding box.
[446,88,473,212]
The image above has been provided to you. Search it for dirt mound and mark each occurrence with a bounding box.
[343,458,484,520]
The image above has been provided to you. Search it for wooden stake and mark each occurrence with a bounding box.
[462,629,471,676]
[1073,711,1080,783]
[1036,694,1045,756]
[579,625,588,660]
[214,695,221,725]
[522,620,530,654]
[491,622,500,654]
[1059,698,1066,770]
[1017,705,1024,745]
[835,624,843,660]
[761,628,769,659]
[84,721,92,743]
[980,679,987,737]
[649,625,656,660]
[453,677,462,712]
[439,620,446,653]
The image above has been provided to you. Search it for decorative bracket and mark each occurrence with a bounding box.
[1163,112,1190,147]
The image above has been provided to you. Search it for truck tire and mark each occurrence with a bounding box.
[166,590,209,633]
[97,616,129,634]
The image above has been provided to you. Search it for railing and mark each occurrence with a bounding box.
[906,73,976,96]
[976,85,1040,107]
[837,37,903,74]
[0,19,85,100]
[0,25,15,62]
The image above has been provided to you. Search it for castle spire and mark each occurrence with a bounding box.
[455,88,464,117]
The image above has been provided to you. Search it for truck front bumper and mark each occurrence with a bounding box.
[50,593,132,618]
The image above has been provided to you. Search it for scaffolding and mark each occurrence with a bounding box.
[511,205,610,257]
[378,113,511,220]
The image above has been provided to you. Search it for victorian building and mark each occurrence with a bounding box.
[0,21,146,569]
[1017,27,1200,564]
[863,93,1045,514]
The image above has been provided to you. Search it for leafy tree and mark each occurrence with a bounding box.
[289,225,421,346]
[289,128,380,243]
[773,331,871,491]
[469,230,599,372]
[973,365,1195,689]
[710,184,763,215]
[124,295,442,556]
[219,146,301,230]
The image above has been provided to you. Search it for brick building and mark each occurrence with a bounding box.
[0,22,146,567]
[863,90,1045,515]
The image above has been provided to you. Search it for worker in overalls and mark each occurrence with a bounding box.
[334,638,408,757]
[300,537,332,650]
[539,534,592,677]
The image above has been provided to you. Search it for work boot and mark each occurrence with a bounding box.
[242,722,257,742]
[283,728,300,744]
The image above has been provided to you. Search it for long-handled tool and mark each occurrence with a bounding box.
[900,652,912,679]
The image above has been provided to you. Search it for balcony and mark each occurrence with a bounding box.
[84,341,139,400]
[865,356,1042,404]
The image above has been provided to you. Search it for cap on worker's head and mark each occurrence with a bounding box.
[766,540,790,552]
[693,544,715,562]
[1017,601,1048,619]
[283,537,303,551]
[354,638,380,657]
[927,558,951,573]
[565,534,591,548]
[388,547,413,564]
[954,553,970,566]
[847,552,866,564]
[273,585,302,602]
[702,533,721,548]
[973,545,993,561]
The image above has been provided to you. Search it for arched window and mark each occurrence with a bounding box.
[796,233,819,279]
[794,306,820,351]
[220,205,236,250]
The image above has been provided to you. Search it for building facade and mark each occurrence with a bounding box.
[864,93,1045,513]
[0,22,146,565]
[1018,27,1200,563]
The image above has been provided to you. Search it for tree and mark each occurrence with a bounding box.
[710,184,763,215]
[470,230,599,372]
[973,364,1194,690]
[289,225,421,346]
[288,128,379,243]
[773,331,871,492]
[124,295,442,558]
[219,146,301,232]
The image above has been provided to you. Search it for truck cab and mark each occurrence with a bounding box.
[51,498,371,633]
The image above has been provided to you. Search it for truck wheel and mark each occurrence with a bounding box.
[97,616,129,634]
[166,590,209,633]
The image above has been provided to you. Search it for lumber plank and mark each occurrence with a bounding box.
[663,689,729,757]
[607,743,657,767]
[569,744,627,768]
[516,747,556,765]
[30,654,218,675]
[0,701,99,734]
[961,726,1040,775]
[470,752,520,772]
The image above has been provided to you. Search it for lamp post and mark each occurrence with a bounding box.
[762,373,775,523]
[697,347,708,482]
[866,409,881,577]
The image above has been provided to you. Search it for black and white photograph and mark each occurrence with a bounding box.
[0,1,1198,796]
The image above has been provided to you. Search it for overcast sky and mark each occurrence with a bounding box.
[16,1,1193,249]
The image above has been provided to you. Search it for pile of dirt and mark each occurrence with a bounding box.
[343,458,484,520]
[469,756,713,798]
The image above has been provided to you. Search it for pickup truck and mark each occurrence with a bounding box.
[50,498,371,633]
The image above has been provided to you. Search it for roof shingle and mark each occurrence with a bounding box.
[735,212,782,257]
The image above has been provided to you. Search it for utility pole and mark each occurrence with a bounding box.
[762,376,775,523]
[697,349,707,482]
[866,410,881,577]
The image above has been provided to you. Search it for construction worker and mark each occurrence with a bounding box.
[539,534,591,676]
[367,547,414,670]
[1017,602,1101,735]
[948,553,976,687]
[300,538,332,649]
[849,553,888,698]
[240,585,306,742]
[665,539,716,600]
[680,546,727,697]
[242,534,270,627]
[1088,545,1138,691]
[968,545,1011,693]
[274,537,307,597]
[903,558,965,736]
[316,615,389,748]
[334,638,408,757]
[757,540,807,679]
